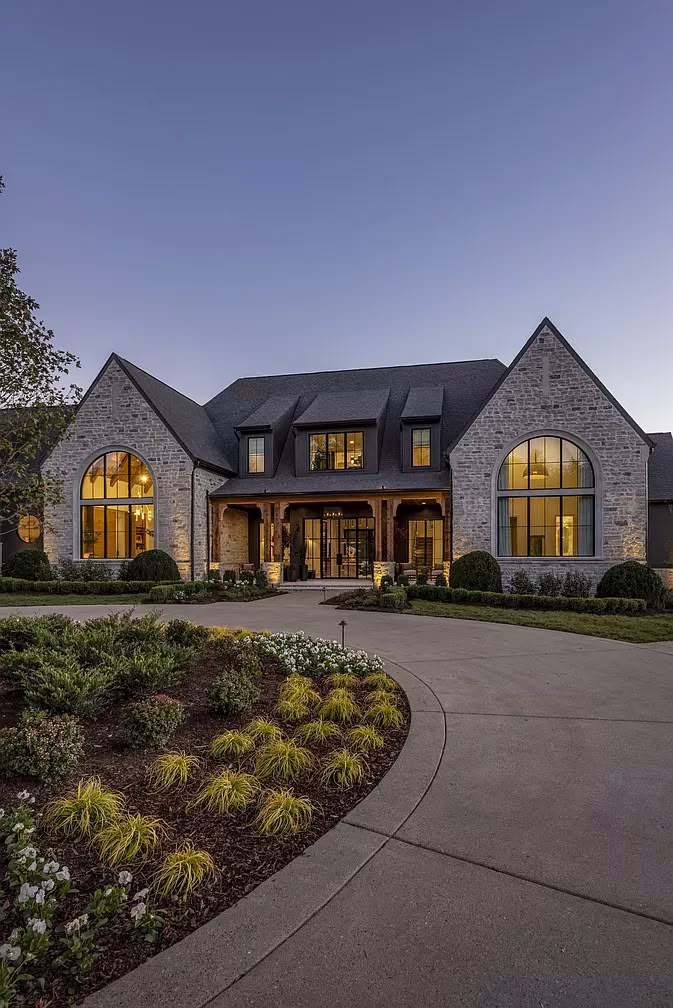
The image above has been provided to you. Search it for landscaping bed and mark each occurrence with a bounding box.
[0,616,407,1006]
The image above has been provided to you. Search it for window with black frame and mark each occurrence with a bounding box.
[411,427,431,467]
[309,432,363,471]
[247,436,265,474]
[80,451,154,559]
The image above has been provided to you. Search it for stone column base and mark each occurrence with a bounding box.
[373,561,395,587]
[263,561,283,586]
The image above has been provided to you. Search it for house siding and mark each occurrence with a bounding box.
[449,325,649,591]
[42,359,194,578]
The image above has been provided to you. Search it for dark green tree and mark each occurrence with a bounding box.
[0,177,81,530]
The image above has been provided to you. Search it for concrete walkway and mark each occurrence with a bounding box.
[3,595,673,1006]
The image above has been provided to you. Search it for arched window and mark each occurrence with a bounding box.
[80,451,155,559]
[497,436,595,557]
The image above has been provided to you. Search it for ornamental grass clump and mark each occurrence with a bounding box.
[274,696,311,722]
[363,700,404,729]
[245,718,284,742]
[365,689,400,706]
[147,752,200,791]
[45,777,125,839]
[154,844,217,899]
[255,739,314,781]
[321,749,364,789]
[293,719,343,746]
[254,789,314,837]
[279,675,322,708]
[361,672,399,692]
[319,689,361,724]
[95,814,167,865]
[346,724,385,752]
[325,672,360,689]
[190,769,261,814]
[209,730,255,758]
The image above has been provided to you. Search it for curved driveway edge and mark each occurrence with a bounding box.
[83,661,445,1008]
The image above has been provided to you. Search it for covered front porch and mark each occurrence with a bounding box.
[209,492,450,585]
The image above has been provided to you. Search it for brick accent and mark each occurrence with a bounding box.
[42,359,218,580]
[449,326,649,591]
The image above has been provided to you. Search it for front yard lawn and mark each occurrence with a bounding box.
[0,616,407,1006]
[0,593,143,606]
[407,599,673,643]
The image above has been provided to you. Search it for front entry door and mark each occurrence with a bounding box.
[305,516,374,578]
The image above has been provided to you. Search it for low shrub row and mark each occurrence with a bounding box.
[407,584,646,613]
[147,581,212,602]
[0,577,173,595]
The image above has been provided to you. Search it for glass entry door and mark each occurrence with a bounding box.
[305,517,374,578]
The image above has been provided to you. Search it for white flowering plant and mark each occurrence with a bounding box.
[254,631,385,679]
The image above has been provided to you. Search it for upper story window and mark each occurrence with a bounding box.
[411,427,431,467]
[310,432,363,471]
[496,436,595,557]
[247,436,265,474]
[80,451,154,559]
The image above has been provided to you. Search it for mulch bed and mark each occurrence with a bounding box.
[0,643,409,1006]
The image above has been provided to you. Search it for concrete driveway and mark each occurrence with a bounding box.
[4,594,673,1006]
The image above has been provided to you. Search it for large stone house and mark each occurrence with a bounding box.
[19,318,672,589]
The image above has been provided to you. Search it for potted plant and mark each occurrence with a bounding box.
[299,542,308,581]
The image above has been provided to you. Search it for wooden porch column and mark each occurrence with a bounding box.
[262,502,272,563]
[385,498,400,562]
[367,498,383,559]
[273,501,287,562]
[440,493,451,562]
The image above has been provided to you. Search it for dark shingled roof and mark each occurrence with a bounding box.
[401,385,444,421]
[236,395,299,430]
[205,358,507,496]
[648,432,673,501]
[114,356,234,472]
[294,387,390,427]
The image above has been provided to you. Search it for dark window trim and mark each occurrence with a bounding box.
[496,494,595,558]
[308,431,364,472]
[411,427,432,469]
[247,435,265,475]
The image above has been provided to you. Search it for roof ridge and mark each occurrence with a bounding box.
[113,354,210,410]
[229,357,505,383]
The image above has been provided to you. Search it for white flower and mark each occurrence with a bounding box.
[43,860,59,874]
[18,846,37,859]
[12,823,25,833]
[27,918,47,934]
[104,887,113,897]
[130,901,146,921]
[64,913,88,937]
[8,929,20,943]
[55,866,70,882]
[17,790,34,804]
[18,883,38,903]
[0,943,21,962]
[118,870,133,886]
[34,889,45,905]
[132,887,149,901]
[0,809,5,819]
[40,878,55,893]
[27,861,37,872]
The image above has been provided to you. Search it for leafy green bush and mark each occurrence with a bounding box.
[2,549,51,580]
[122,694,186,747]
[56,559,111,581]
[450,551,502,592]
[509,570,537,594]
[434,572,447,587]
[561,570,593,597]
[378,587,408,611]
[596,562,665,609]
[0,709,84,782]
[111,644,195,695]
[537,572,563,596]
[379,575,394,590]
[124,549,181,582]
[254,568,268,589]
[0,615,46,653]
[0,577,166,595]
[146,580,210,602]
[21,651,116,717]
[211,668,260,716]
[407,583,645,613]
[416,572,428,586]
[665,590,673,611]
[222,569,237,584]
[396,574,410,586]
[163,618,210,647]
[211,634,261,677]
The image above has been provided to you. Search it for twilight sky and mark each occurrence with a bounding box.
[2,0,672,430]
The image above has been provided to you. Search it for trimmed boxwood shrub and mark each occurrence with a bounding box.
[596,561,665,609]
[407,583,645,614]
[124,549,181,582]
[212,668,260,716]
[450,550,502,592]
[0,577,167,595]
[122,694,186,747]
[2,549,51,581]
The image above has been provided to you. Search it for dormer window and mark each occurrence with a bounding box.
[309,432,363,471]
[411,428,431,467]
[247,436,265,474]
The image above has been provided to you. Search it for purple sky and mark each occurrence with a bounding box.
[2,0,672,430]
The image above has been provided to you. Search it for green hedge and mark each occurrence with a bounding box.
[147,581,210,602]
[0,578,178,595]
[407,584,646,614]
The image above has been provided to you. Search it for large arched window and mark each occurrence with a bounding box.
[497,436,595,557]
[80,451,155,559]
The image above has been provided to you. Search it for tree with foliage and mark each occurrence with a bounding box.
[0,177,81,531]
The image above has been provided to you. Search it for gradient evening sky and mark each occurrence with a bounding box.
[2,0,673,430]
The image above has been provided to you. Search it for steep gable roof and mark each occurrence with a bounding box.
[293,387,390,427]
[112,356,234,472]
[648,432,673,501]
[448,318,653,455]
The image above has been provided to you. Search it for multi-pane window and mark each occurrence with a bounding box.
[247,436,265,474]
[411,428,431,467]
[497,437,595,557]
[309,432,363,471]
[408,518,443,570]
[80,451,154,559]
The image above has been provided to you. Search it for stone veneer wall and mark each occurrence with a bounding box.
[192,467,226,580]
[450,326,649,592]
[217,506,249,570]
[43,359,197,579]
